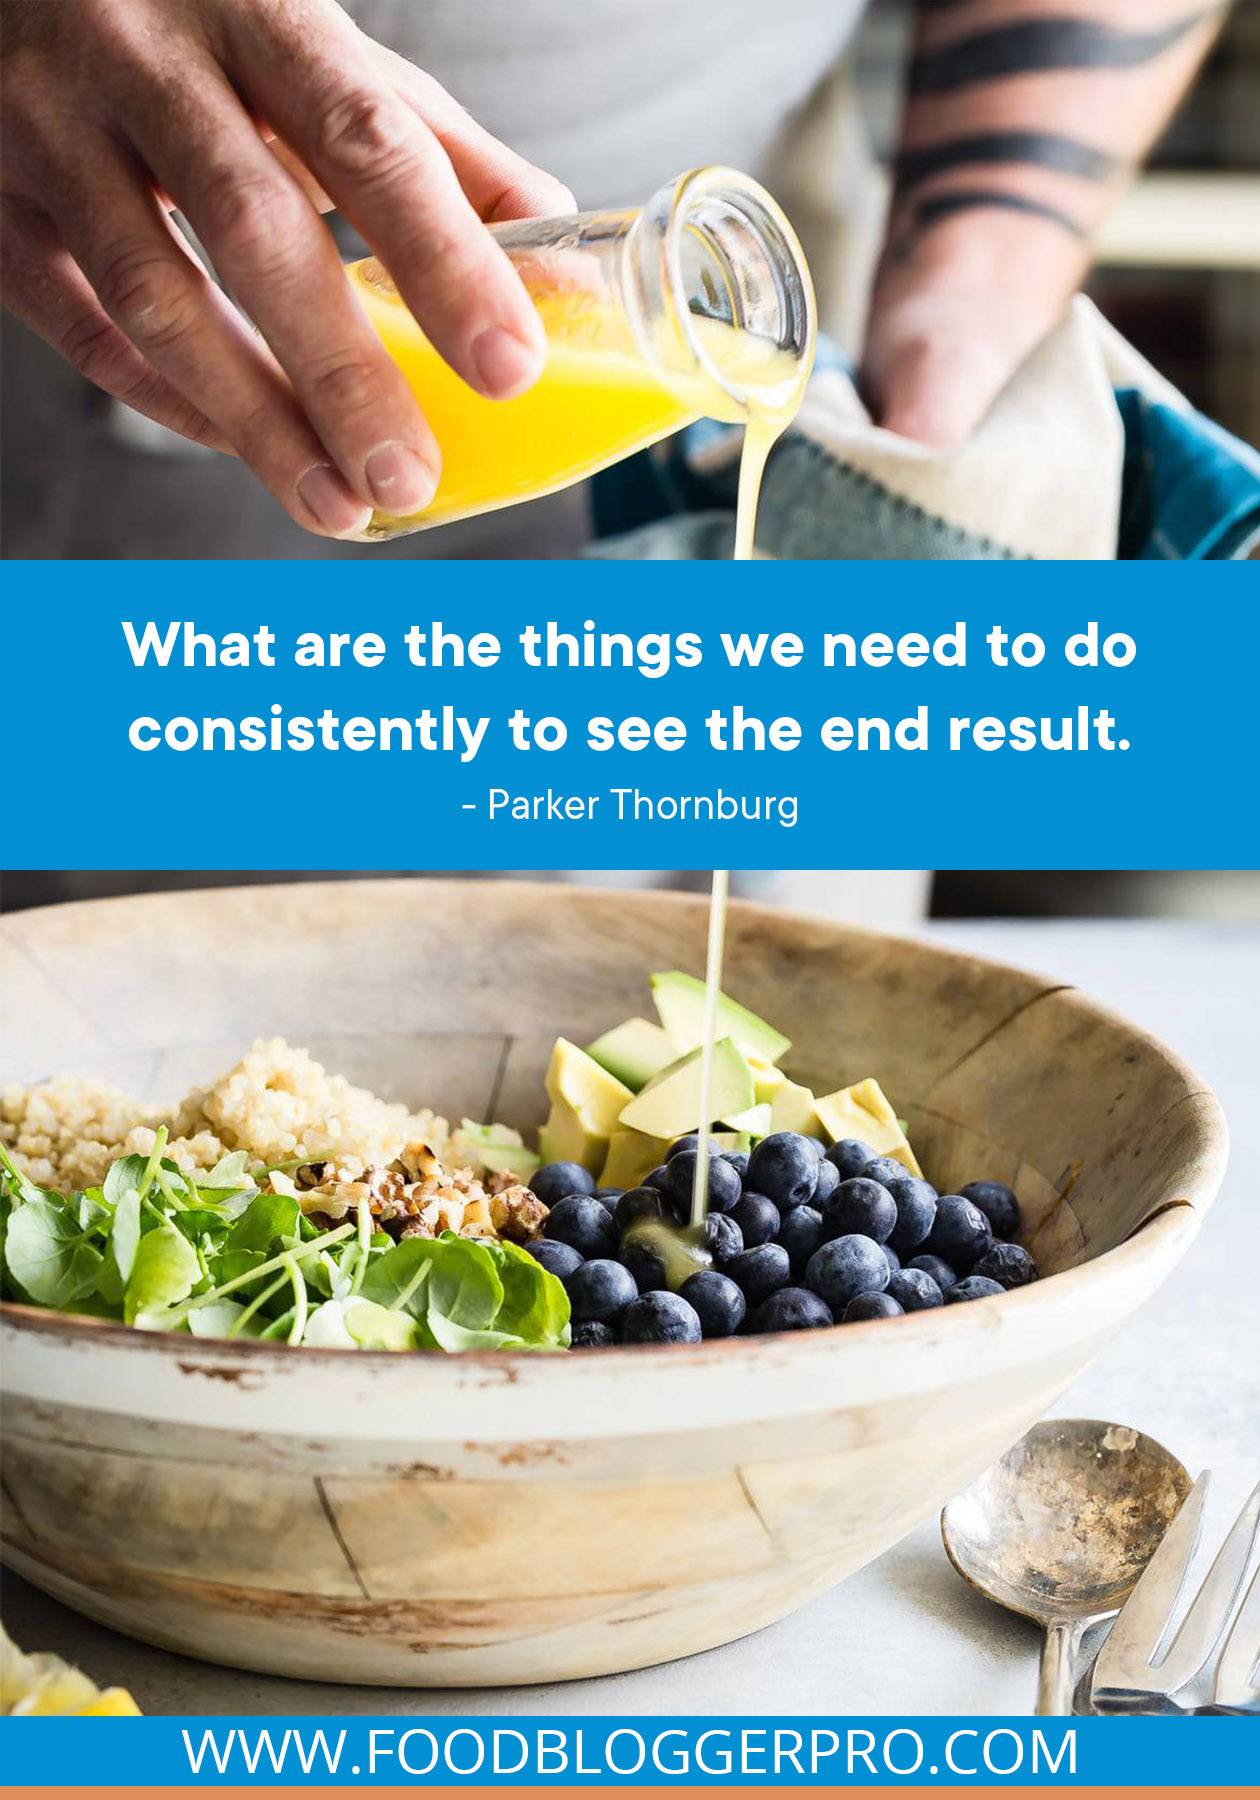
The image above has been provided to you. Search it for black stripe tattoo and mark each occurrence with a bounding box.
[898,131,1119,192]
[915,189,1088,237]
[910,10,1218,95]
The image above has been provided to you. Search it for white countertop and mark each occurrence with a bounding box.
[4,919,1257,1716]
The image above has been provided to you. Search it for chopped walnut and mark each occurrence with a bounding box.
[284,1140,548,1246]
[490,1186,549,1242]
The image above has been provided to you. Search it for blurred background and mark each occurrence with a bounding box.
[2,0,1256,560]
[3,870,1259,924]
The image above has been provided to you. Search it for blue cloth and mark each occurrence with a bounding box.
[592,347,1260,562]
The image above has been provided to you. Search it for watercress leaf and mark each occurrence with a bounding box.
[423,1307,526,1353]
[111,1186,142,1284]
[205,1248,267,1289]
[486,1239,571,1347]
[225,1192,300,1253]
[424,1233,504,1331]
[171,1208,231,1251]
[203,1150,251,1190]
[5,1197,107,1308]
[76,1188,111,1232]
[124,1220,200,1324]
[103,1155,149,1207]
[358,1240,437,1319]
[258,1307,297,1341]
[345,1298,420,1351]
[92,1262,125,1308]
[157,1159,192,1195]
[187,1299,255,1340]
[302,1299,357,1347]
[66,1288,124,1319]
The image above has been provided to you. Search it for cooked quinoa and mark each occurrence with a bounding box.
[1,1038,450,1192]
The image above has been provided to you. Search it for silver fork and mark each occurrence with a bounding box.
[1090,1473,1260,1714]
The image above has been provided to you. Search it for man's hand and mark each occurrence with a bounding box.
[0,0,574,534]
[861,209,1089,449]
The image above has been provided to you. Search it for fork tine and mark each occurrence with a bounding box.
[1156,1478,1260,1696]
[1212,1513,1260,1711]
[1091,1471,1209,1702]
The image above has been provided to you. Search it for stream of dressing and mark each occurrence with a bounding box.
[622,867,732,1285]
[690,868,731,1224]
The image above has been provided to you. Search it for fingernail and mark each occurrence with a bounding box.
[297,464,371,535]
[364,440,439,513]
[471,324,542,398]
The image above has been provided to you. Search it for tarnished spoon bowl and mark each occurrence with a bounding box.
[943,1418,1193,1713]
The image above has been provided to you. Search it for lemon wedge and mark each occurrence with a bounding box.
[2,1625,141,1716]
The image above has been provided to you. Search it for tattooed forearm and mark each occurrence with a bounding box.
[888,3,1228,251]
[897,132,1120,194]
[914,189,1088,236]
[910,9,1221,95]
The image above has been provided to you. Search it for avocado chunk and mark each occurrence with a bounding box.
[768,1079,823,1137]
[585,1017,675,1093]
[446,1119,540,1183]
[600,1126,672,1189]
[753,1065,789,1106]
[721,1101,772,1138]
[620,1036,755,1140]
[814,1077,922,1176]
[650,971,790,1066]
[538,1039,633,1172]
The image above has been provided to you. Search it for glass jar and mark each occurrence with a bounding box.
[346,165,816,539]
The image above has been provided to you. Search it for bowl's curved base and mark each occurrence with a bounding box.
[3,1541,861,1687]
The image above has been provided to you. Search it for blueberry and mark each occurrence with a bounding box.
[960,1180,1022,1241]
[747,1286,834,1333]
[662,1149,742,1218]
[826,1138,876,1180]
[722,1149,750,1181]
[843,1291,904,1322]
[925,1194,993,1273]
[699,1211,743,1264]
[530,1160,596,1205]
[823,1177,897,1245]
[565,1257,638,1325]
[884,1176,939,1255]
[614,1185,667,1234]
[886,1267,944,1312]
[723,1243,792,1307]
[730,1190,781,1247]
[526,1237,584,1281]
[908,1253,958,1292]
[776,1204,824,1277]
[620,1291,702,1344]
[803,1136,827,1161]
[804,1234,889,1312]
[679,1270,746,1337]
[594,1186,625,1204]
[812,1159,840,1206]
[747,1133,819,1208]
[945,1275,1006,1304]
[972,1242,1039,1289]
[861,1155,910,1188]
[882,1243,902,1275]
[620,1240,668,1293]
[666,1134,702,1161]
[643,1165,671,1191]
[571,1320,616,1349]
[545,1195,617,1259]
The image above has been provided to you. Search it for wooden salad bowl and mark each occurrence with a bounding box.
[0,880,1227,1686]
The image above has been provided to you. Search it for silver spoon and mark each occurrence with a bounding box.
[941,1419,1193,1714]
